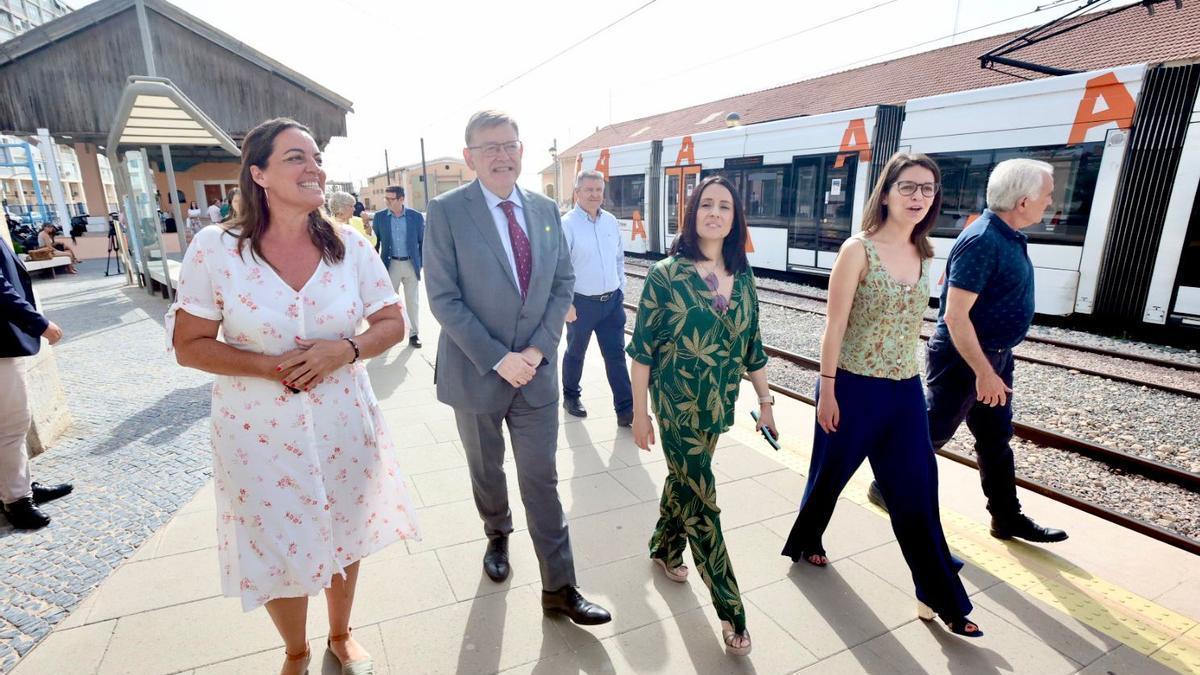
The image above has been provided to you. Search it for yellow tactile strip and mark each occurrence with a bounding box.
[726,411,1200,674]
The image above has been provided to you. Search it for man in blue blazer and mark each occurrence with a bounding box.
[0,237,73,530]
[374,185,425,348]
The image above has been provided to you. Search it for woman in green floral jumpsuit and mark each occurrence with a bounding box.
[627,175,775,656]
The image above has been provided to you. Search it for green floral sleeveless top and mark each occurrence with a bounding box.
[838,234,930,380]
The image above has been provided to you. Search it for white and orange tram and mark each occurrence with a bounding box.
[578,62,1200,328]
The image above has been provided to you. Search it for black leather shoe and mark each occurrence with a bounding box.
[866,480,887,511]
[483,536,510,582]
[409,335,422,348]
[616,410,633,428]
[563,396,587,418]
[31,481,73,505]
[541,586,612,625]
[991,514,1068,543]
[3,497,50,530]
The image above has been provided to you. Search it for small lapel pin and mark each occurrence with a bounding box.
[544,226,551,232]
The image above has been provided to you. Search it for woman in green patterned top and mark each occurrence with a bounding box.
[627,175,775,656]
[780,153,981,638]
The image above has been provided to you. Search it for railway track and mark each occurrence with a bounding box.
[623,266,1200,398]
[620,301,1200,555]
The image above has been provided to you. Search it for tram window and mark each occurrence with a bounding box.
[931,142,1103,244]
[745,168,789,227]
[702,166,789,228]
[603,174,645,220]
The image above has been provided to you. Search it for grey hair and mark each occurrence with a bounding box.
[574,169,606,190]
[986,159,1054,211]
[327,190,356,215]
[465,110,519,145]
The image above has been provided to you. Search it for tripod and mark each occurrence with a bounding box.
[105,225,123,277]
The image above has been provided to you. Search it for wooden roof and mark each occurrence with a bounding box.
[0,0,352,165]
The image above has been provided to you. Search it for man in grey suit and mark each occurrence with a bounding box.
[424,110,611,625]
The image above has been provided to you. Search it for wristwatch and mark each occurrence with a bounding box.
[758,395,775,406]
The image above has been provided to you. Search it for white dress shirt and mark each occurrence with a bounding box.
[479,183,529,290]
[207,203,221,224]
[562,205,624,296]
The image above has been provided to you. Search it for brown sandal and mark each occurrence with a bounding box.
[283,645,310,675]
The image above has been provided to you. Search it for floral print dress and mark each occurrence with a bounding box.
[166,225,419,611]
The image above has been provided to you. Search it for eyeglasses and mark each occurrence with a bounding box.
[895,181,939,197]
[467,141,522,158]
[384,195,403,201]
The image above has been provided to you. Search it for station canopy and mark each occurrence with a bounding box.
[0,0,352,168]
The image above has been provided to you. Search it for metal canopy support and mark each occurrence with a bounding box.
[979,0,1182,79]
[104,76,240,294]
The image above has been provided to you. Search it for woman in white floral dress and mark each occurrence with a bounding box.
[169,118,418,675]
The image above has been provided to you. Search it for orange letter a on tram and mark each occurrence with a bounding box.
[675,136,695,166]
[595,149,610,179]
[1068,72,1136,146]
[630,210,647,241]
[835,119,871,168]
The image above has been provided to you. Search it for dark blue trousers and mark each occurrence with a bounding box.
[781,369,972,619]
[925,333,1021,520]
[561,290,633,414]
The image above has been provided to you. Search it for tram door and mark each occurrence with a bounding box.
[664,165,700,250]
[789,154,858,269]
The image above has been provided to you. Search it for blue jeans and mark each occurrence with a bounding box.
[561,290,633,414]
[925,333,1021,520]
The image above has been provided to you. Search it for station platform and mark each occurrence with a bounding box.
[9,282,1199,675]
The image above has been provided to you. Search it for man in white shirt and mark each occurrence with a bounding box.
[206,200,222,225]
[561,170,632,427]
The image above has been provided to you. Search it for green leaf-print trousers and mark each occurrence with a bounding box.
[648,422,746,633]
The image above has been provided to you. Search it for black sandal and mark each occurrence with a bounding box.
[786,544,827,567]
[918,602,983,638]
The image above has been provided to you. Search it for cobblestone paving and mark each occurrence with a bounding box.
[0,262,212,673]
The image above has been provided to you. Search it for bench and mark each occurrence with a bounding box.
[22,255,72,277]
[146,258,182,298]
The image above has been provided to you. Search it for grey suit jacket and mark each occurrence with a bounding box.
[424,180,575,413]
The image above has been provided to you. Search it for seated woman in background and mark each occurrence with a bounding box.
[35,223,78,273]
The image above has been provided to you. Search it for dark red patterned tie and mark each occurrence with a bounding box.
[498,200,531,299]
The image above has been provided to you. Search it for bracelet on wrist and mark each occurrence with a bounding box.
[344,337,360,363]
[820,373,836,379]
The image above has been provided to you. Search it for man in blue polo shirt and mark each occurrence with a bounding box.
[561,170,633,427]
[870,158,1067,543]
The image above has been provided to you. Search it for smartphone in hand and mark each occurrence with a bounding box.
[750,410,780,451]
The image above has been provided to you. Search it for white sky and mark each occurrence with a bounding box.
[77,0,1119,191]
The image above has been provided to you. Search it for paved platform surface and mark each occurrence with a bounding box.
[4,267,1199,674]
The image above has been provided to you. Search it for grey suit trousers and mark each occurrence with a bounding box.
[455,391,576,591]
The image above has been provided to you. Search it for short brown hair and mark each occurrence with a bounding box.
[465,110,519,145]
[385,185,405,199]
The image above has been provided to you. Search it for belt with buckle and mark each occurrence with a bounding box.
[577,290,618,302]
[392,256,410,261]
